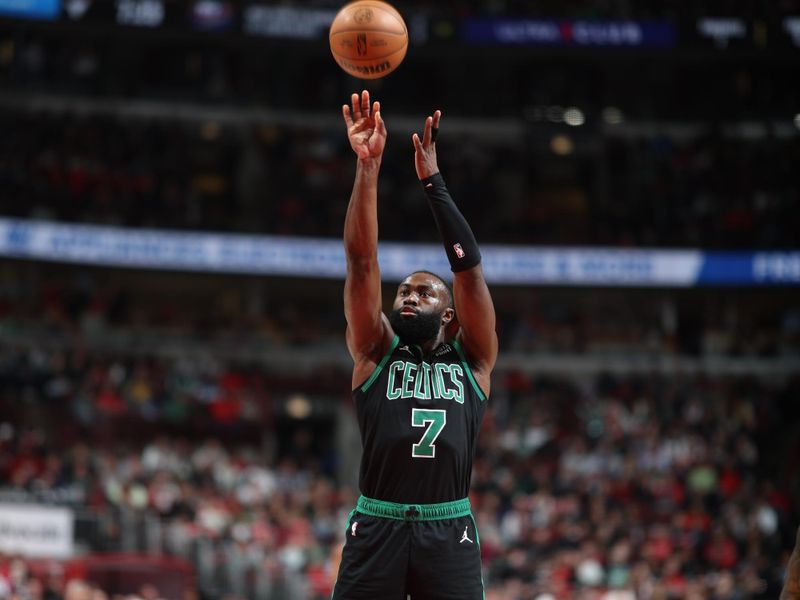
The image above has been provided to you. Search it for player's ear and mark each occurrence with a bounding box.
[444,311,459,340]
[441,307,455,325]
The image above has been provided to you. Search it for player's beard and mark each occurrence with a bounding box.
[388,308,443,345]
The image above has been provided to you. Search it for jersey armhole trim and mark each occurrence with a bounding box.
[452,338,487,402]
[356,335,400,394]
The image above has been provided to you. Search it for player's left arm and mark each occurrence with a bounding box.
[452,265,498,394]
[413,110,498,395]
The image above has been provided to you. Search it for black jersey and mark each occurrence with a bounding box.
[352,335,488,504]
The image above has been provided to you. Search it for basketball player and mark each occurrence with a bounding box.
[332,89,497,600]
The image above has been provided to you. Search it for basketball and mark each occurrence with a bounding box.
[329,1,408,79]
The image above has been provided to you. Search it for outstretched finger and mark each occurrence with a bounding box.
[361,90,370,117]
[342,104,354,128]
[412,132,423,152]
[431,110,441,143]
[351,93,360,119]
[375,110,386,136]
[372,101,380,120]
[422,115,433,147]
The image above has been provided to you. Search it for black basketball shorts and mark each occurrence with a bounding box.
[332,496,485,600]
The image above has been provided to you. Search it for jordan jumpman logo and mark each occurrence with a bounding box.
[459,525,473,544]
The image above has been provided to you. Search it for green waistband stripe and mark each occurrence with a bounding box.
[356,495,472,521]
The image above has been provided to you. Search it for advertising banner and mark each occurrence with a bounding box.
[462,19,676,47]
[0,504,74,558]
[0,0,60,20]
[0,218,798,287]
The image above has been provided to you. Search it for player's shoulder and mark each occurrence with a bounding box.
[349,318,397,389]
[453,331,494,398]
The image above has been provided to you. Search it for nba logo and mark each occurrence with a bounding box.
[453,243,465,258]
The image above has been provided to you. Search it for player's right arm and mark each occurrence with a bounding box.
[342,90,394,388]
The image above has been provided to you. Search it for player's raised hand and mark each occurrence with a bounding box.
[343,90,386,161]
[412,109,441,180]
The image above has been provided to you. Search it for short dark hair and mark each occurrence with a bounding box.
[404,270,454,310]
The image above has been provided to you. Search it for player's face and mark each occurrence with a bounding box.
[392,273,450,319]
[389,274,452,344]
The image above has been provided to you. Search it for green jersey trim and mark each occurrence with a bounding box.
[451,339,487,402]
[358,335,400,393]
[469,513,486,599]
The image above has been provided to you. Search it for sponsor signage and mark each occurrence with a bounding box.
[462,19,676,47]
[1,218,798,287]
[243,5,335,40]
[0,0,60,20]
[0,504,74,558]
[0,4,794,53]
[189,0,234,32]
[115,0,164,27]
[696,17,747,48]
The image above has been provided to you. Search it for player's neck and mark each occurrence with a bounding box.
[417,330,447,356]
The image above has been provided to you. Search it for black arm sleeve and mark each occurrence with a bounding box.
[421,172,481,272]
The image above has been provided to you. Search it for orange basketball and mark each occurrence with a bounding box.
[329,1,408,79]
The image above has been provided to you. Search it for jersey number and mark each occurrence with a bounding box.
[411,408,446,459]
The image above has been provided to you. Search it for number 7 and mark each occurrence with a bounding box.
[411,408,446,459]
